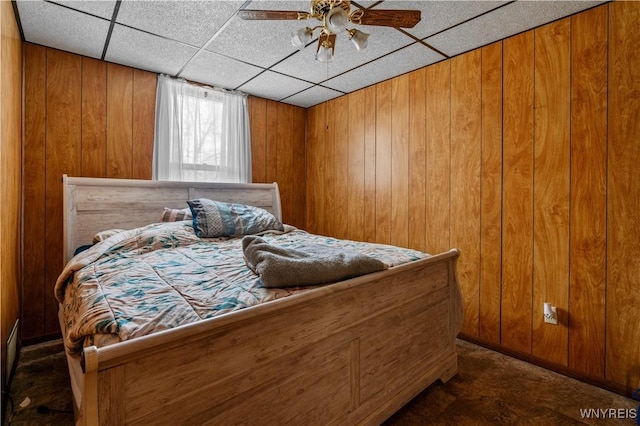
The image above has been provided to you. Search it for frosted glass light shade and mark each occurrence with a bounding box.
[315,44,334,62]
[291,27,312,50]
[315,33,336,62]
[326,7,348,33]
[348,29,369,51]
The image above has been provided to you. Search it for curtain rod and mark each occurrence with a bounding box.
[160,74,248,98]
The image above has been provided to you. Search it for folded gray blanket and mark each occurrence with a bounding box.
[242,235,388,288]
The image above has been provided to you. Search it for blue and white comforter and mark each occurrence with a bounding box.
[55,221,427,354]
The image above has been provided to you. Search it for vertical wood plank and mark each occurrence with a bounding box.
[106,63,133,178]
[292,107,306,229]
[569,7,608,378]
[375,81,392,245]
[479,41,503,344]
[390,75,410,248]
[276,103,294,224]
[22,43,47,340]
[45,49,82,334]
[532,18,571,366]
[408,69,426,252]
[249,97,267,183]
[306,104,325,234]
[450,50,482,337]
[569,6,607,378]
[501,31,534,354]
[265,101,278,184]
[0,0,23,376]
[348,90,365,242]
[606,0,640,389]
[363,87,377,243]
[81,57,106,178]
[324,99,337,237]
[1,0,22,368]
[425,61,451,254]
[334,96,350,240]
[132,69,156,180]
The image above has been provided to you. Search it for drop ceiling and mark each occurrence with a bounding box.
[15,0,605,108]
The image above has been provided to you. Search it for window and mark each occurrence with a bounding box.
[153,75,251,183]
[177,88,224,182]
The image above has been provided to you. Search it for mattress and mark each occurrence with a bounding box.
[55,221,428,354]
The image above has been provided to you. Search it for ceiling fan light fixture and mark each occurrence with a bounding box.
[315,32,336,62]
[238,1,421,61]
[347,28,369,51]
[291,27,312,50]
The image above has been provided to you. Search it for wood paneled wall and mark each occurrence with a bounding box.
[306,2,640,392]
[606,0,640,389]
[22,44,157,341]
[0,0,22,390]
[248,97,306,229]
[22,44,306,342]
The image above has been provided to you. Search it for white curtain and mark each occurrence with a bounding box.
[153,75,251,183]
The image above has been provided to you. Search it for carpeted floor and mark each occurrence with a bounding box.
[4,339,637,425]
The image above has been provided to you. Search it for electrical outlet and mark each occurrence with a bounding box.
[543,302,558,325]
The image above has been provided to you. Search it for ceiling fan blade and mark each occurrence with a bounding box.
[350,9,421,28]
[237,10,309,21]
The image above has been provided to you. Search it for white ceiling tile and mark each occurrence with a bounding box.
[117,0,245,47]
[323,42,444,93]
[179,50,264,91]
[236,71,313,102]
[350,1,380,8]
[17,0,110,59]
[363,1,510,40]
[105,24,199,75]
[271,26,415,83]
[426,0,605,57]
[52,0,116,20]
[281,85,344,108]
[207,16,304,68]
[241,1,312,13]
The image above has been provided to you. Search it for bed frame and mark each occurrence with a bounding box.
[61,175,463,426]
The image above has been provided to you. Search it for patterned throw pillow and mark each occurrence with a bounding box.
[161,207,193,222]
[187,198,284,238]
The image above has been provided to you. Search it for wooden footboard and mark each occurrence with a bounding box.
[71,249,462,426]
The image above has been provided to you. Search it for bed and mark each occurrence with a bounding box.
[58,174,463,425]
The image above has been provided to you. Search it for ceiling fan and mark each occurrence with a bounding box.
[237,0,421,62]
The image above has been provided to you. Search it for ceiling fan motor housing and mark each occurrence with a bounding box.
[311,0,351,19]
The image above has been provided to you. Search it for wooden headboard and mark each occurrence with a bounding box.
[62,175,282,263]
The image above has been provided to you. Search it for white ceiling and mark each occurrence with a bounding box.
[15,0,605,108]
